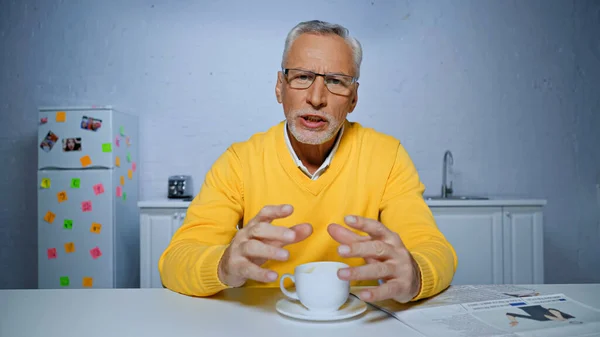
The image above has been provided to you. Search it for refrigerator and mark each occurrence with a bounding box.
[37,106,140,289]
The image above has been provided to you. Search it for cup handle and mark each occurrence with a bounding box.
[279,273,299,300]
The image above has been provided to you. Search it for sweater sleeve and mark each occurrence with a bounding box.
[379,144,458,301]
[158,147,244,297]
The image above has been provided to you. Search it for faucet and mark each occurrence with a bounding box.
[441,150,454,198]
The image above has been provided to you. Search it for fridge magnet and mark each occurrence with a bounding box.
[120,176,125,186]
[64,242,75,254]
[132,162,136,172]
[59,276,70,287]
[115,136,120,147]
[70,178,81,188]
[56,191,68,203]
[81,200,92,212]
[39,131,59,153]
[115,156,121,167]
[93,183,105,195]
[47,248,57,260]
[40,117,48,124]
[127,169,132,180]
[102,143,112,153]
[90,246,102,259]
[90,222,102,234]
[82,277,93,288]
[44,211,56,224]
[116,185,122,197]
[62,138,82,152]
[119,126,125,136]
[126,152,131,162]
[80,116,102,131]
[123,192,127,201]
[55,111,66,122]
[126,136,131,146]
[40,178,51,189]
[80,155,92,167]
[63,219,73,230]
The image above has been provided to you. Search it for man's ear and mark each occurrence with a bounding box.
[275,71,283,104]
[347,82,359,113]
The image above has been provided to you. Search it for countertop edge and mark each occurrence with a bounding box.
[138,199,548,209]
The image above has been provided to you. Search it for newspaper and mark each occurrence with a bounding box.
[365,285,600,337]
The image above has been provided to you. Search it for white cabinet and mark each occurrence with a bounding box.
[139,207,186,288]
[138,200,545,288]
[432,207,504,285]
[431,205,545,286]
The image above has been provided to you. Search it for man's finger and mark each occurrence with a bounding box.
[337,261,396,281]
[344,215,401,245]
[239,239,290,261]
[263,223,313,248]
[357,281,403,302]
[337,240,397,259]
[245,221,296,243]
[252,204,294,223]
[238,261,278,283]
[327,223,371,245]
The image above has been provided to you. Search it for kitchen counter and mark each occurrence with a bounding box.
[138,198,547,209]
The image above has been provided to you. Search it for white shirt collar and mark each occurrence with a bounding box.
[284,121,344,180]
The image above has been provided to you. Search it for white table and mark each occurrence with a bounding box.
[1,284,599,337]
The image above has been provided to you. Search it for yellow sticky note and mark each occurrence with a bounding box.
[56,111,66,122]
[44,211,56,224]
[120,176,124,185]
[64,242,75,253]
[56,191,68,203]
[80,155,92,167]
[40,178,51,189]
[115,156,121,167]
[127,169,132,180]
[82,277,93,288]
[90,222,102,234]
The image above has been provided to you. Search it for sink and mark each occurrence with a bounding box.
[425,195,489,200]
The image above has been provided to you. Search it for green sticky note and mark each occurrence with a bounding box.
[70,178,81,188]
[63,219,73,230]
[102,143,112,152]
[126,153,131,162]
[120,126,125,136]
[60,276,70,287]
[123,192,127,201]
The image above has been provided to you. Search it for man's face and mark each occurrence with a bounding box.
[276,33,359,145]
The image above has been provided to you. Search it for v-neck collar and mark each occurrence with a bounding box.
[275,120,353,196]
[283,121,344,180]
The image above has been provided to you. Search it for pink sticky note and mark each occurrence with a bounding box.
[132,162,136,172]
[47,248,57,259]
[93,183,105,195]
[90,246,102,259]
[81,201,92,212]
[116,186,122,197]
[115,136,120,147]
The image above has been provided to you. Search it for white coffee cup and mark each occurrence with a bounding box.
[279,261,350,313]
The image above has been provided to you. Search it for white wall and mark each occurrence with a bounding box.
[1,0,599,288]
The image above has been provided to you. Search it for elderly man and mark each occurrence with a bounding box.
[159,20,457,303]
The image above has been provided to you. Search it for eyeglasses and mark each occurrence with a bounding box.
[282,68,357,96]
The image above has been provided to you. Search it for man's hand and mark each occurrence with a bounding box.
[218,204,312,287]
[327,215,421,303]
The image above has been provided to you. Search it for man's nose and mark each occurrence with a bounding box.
[305,76,328,109]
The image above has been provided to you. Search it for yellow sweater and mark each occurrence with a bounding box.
[158,120,457,300]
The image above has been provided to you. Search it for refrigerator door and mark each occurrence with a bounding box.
[38,107,114,169]
[38,169,115,289]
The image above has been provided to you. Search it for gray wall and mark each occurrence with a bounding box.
[1,0,599,289]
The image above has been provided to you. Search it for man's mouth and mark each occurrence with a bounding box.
[301,115,327,123]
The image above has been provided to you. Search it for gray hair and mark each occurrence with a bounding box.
[281,20,363,79]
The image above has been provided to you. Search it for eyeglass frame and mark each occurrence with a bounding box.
[281,68,358,95]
